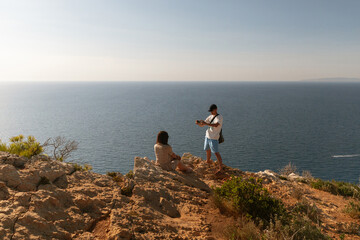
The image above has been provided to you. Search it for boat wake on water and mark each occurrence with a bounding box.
[332,154,360,158]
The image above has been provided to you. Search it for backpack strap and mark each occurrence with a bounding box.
[210,114,219,124]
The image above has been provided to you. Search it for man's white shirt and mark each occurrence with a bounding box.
[204,114,223,140]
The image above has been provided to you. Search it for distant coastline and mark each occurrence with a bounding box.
[301,77,360,82]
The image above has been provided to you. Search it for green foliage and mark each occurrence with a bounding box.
[222,215,328,240]
[0,140,7,152]
[292,199,321,224]
[214,176,330,240]
[107,172,123,182]
[214,176,286,225]
[126,170,134,179]
[121,186,133,196]
[72,163,92,172]
[223,220,261,240]
[310,179,360,199]
[291,188,303,200]
[0,135,44,158]
[344,201,360,219]
[283,215,329,240]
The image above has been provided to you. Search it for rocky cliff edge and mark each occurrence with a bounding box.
[0,151,359,239]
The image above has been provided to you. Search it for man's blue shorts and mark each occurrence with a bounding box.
[204,137,219,153]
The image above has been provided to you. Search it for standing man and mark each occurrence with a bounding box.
[195,104,223,173]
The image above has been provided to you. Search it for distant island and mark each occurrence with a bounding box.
[301,77,360,82]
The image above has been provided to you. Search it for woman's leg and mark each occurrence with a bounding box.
[177,161,192,172]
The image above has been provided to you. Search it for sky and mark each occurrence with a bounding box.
[0,0,359,82]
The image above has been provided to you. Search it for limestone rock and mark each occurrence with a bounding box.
[0,181,9,200]
[256,169,279,183]
[288,173,304,181]
[160,197,180,218]
[0,152,27,168]
[0,164,21,188]
[1,150,358,239]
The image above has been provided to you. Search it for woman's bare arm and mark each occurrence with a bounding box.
[171,152,181,160]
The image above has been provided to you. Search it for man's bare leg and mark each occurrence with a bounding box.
[206,149,213,164]
[214,152,223,173]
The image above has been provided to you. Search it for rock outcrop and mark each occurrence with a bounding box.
[0,152,220,239]
[0,151,359,239]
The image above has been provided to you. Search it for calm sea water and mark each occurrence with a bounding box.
[0,82,360,183]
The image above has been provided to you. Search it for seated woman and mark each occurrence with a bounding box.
[154,131,192,172]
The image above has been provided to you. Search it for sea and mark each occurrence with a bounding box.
[0,81,359,183]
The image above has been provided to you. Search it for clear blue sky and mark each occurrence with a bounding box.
[0,0,359,81]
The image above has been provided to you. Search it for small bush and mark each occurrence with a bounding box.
[126,170,134,179]
[339,222,360,235]
[344,201,360,219]
[212,194,237,216]
[302,170,314,180]
[120,186,133,196]
[72,163,92,172]
[310,179,338,194]
[0,141,7,152]
[43,136,78,161]
[279,162,297,176]
[310,179,360,199]
[286,215,329,240]
[263,215,328,240]
[0,135,44,158]
[223,219,261,240]
[214,177,330,240]
[292,199,321,224]
[214,176,286,225]
[291,188,304,200]
[107,172,123,182]
[223,214,328,240]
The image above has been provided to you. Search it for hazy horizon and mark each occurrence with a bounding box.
[1,0,359,82]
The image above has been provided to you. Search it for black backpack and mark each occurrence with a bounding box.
[210,114,224,144]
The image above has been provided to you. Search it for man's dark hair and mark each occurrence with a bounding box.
[156,131,169,145]
[208,104,217,112]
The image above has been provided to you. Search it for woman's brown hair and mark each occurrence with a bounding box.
[156,131,169,145]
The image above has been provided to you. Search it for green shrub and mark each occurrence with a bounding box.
[0,141,7,152]
[223,220,261,240]
[72,163,92,172]
[126,170,134,179]
[310,179,360,199]
[120,186,133,196]
[286,215,329,240]
[0,135,44,158]
[214,176,286,225]
[292,199,321,224]
[222,214,328,240]
[263,215,329,240]
[291,188,304,200]
[214,177,330,240]
[344,201,360,219]
[107,172,123,182]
